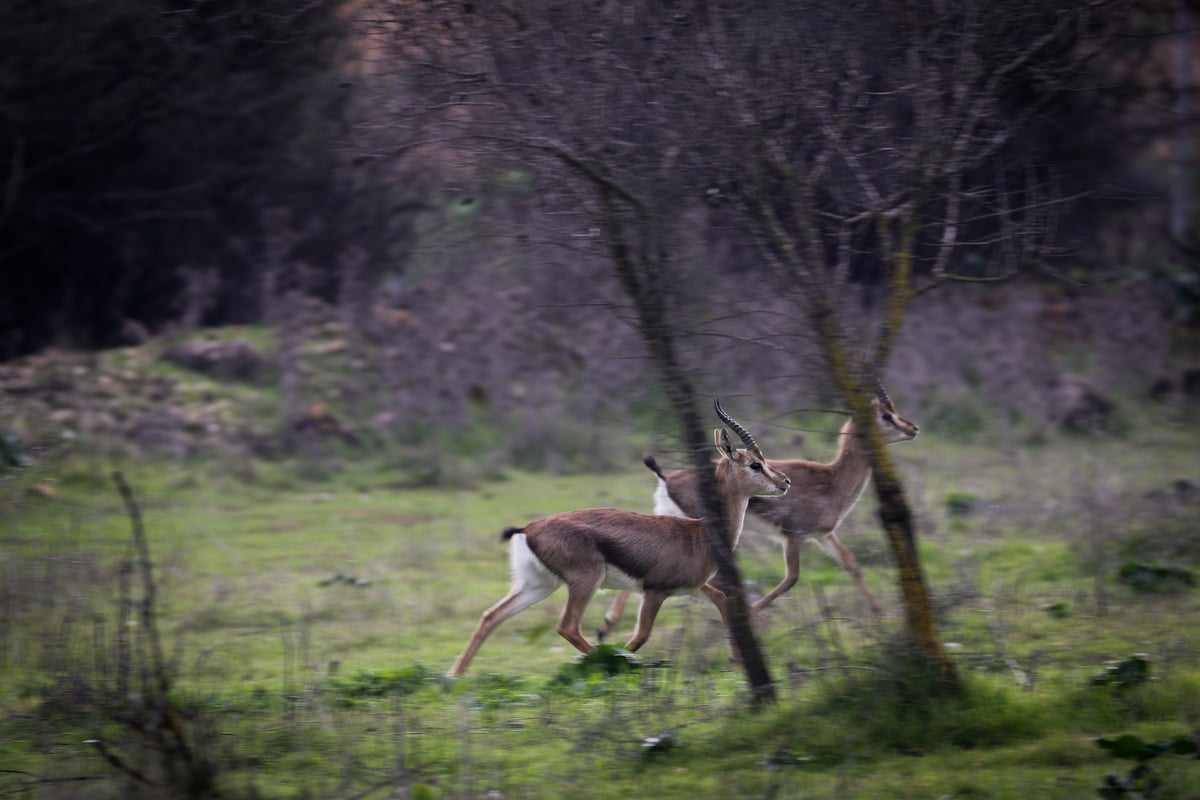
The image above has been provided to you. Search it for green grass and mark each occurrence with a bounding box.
[2,412,1199,798]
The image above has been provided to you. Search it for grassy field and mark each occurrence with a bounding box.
[1,410,1199,799]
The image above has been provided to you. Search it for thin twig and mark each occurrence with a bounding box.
[984,609,1033,691]
[111,472,196,767]
[86,739,152,786]
[112,472,169,698]
[0,771,105,799]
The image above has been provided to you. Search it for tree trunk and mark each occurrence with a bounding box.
[866,436,958,686]
[1171,4,1193,243]
[603,198,776,705]
[819,286,959,689]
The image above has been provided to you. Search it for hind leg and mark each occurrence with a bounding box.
[450,581,558,676]
[815,533,881,616]
[751,535,803,614]
[556,570,605,653]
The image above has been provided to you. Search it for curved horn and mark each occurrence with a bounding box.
[875,381,894,406]
[713,397,759,451]
[855,354,891,406]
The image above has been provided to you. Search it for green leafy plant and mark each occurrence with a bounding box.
[945,492,981,517]
[1042,600,1071,619]
[1117,563,1196,593]
[0,429,31,470]
[1095,733,1199,798]
[550,645,641,685]
[326,665,435,702]
[467,672,544,710]
[1092,654,1152,691]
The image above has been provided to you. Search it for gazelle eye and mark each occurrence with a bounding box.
[750,462,764,472]
[881,412,894,423]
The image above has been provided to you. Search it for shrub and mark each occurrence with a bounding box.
[1117,563,1196,593]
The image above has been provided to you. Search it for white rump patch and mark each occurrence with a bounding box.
[652,478,687,518]
[508,533,563,593]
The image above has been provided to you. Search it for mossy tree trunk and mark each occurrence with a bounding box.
[748,181,958,687]
[596,192,777,705]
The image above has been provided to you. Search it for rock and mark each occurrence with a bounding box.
[126,408,196,458]
[1150,367,1200,403]
[119,318,151,346]
[1182,367,1200,400]
[1047,374,1114,433]
[160,339,264,382]
[291,402,359,445]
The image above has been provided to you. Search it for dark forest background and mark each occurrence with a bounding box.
[2,0,1199,460]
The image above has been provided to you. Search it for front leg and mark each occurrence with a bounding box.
[750,533,803,614]
[698,582,742,663]
[623,590,668,652]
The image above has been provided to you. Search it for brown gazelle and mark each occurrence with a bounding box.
[448,400,790,677]
[599,386,918,636]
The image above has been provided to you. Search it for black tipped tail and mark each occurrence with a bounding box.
[501,526,524,541]
[642,453,666,482]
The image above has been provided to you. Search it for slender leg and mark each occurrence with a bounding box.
[815,532,881,616]
[597,589,633,641]
[699,582,728,621]
[555,574,603,654]
[699,582,742,662]
[751,533,804,614]
[449,581,557,676]
[623,590,669,651]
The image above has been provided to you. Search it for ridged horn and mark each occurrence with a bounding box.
[875,381,893,406]
[713,397,759,451]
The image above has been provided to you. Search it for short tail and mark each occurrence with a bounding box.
[501,526,525,541]
[642,453,666,482]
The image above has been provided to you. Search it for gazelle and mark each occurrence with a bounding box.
[448,400,791,677]
[599,386,918,636]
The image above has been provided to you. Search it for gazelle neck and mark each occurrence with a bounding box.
[830,416,874,493]
[716,481,753,549]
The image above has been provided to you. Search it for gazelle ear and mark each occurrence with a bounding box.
[715,428,736,460]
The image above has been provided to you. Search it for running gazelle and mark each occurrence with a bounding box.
[449,399,790,676]
[598,385,918,638]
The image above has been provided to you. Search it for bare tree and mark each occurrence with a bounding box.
[682,0,1122,683]
[365,0,786,700]
[366,0,1127,689]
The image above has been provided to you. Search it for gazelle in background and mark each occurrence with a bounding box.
[598,385,918,638]
[448,400,790,677]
